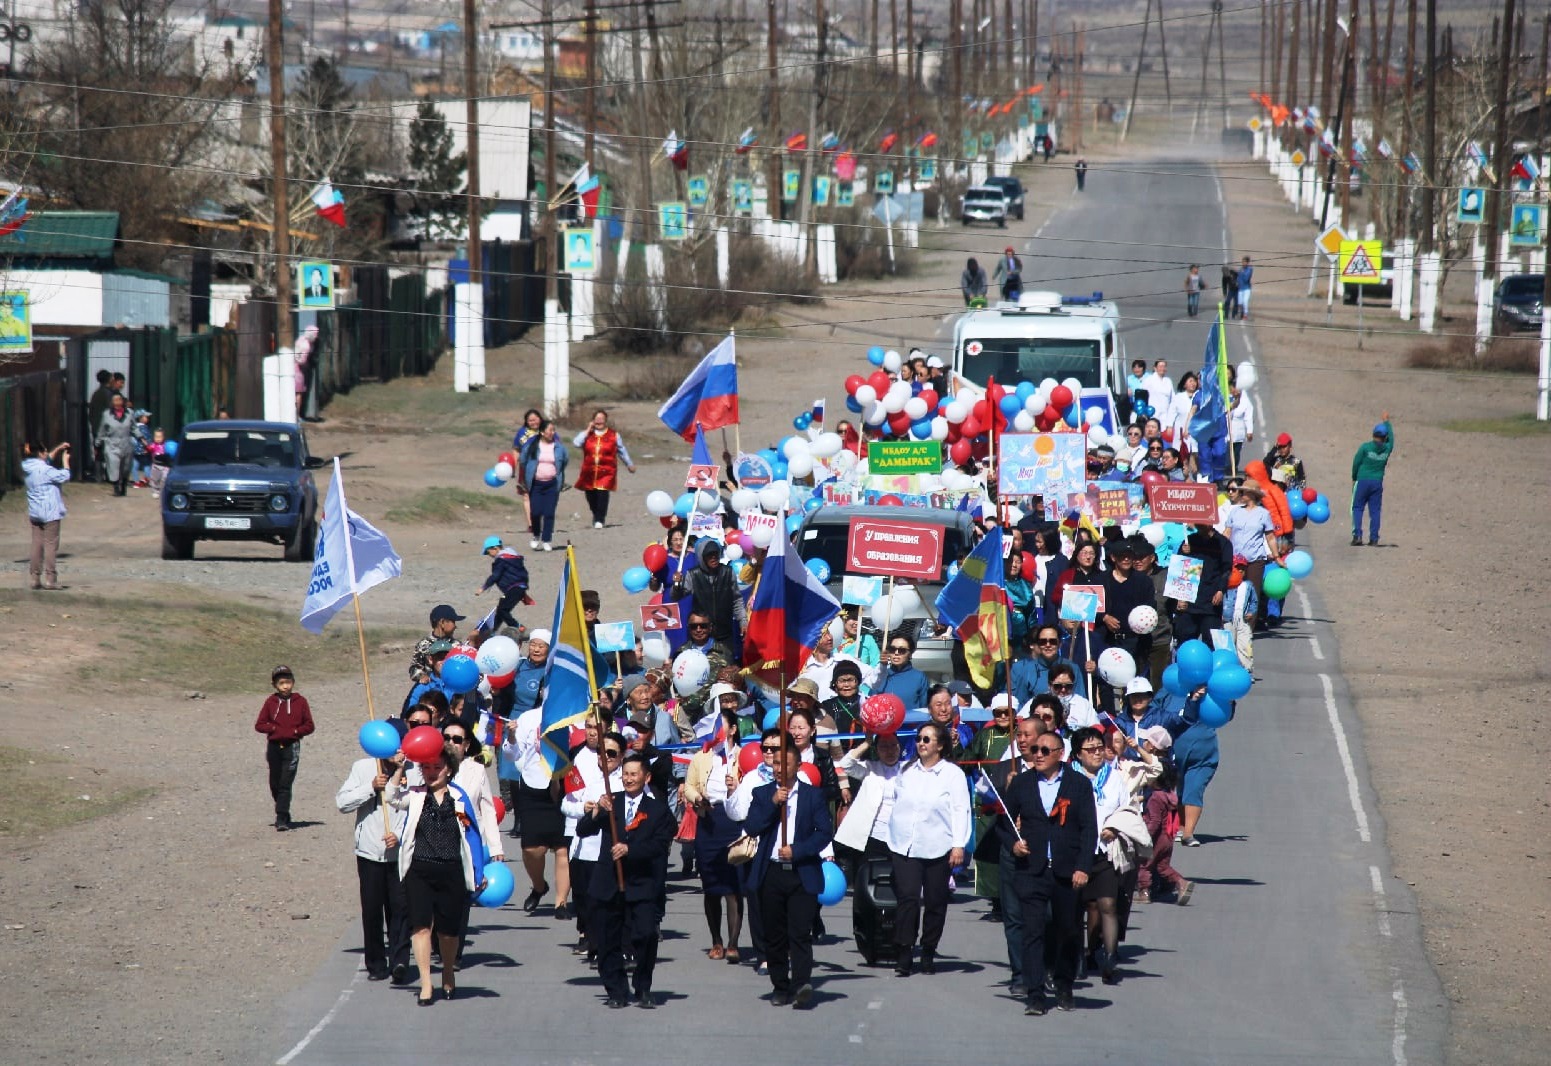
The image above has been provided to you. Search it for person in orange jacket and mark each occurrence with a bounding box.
[1242,459,1293,628]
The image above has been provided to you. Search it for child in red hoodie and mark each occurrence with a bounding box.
[255,665,315,831]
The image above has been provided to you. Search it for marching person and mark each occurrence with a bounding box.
[1070,726,1131,986]
[572,409,636,529]
[743,741,834,1008]
[335,740,412,983]
[504,695,572,916]
[887,722,972,976]
[992,247,1023,302]
[560,723,625,964]
[95,392,135,496]
[475,536,532,633]
[254,665,314,831]
[443,722,504,961]
[998,721,1098,1015]
[519,418,567,551]
[576,752,677,1009]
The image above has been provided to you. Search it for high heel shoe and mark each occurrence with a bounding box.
[441,979,456,1001]
[417,990,435,1006]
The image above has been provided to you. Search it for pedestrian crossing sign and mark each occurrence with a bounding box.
[1338,240,1382,284]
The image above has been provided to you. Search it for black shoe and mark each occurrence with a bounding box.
[1025,998,1048,1016]
[522,881,548,913]
[920,952,937,975]
[1102,964,1120,986]
[366,968,390,982]
[792,983,814,1008]
[1369,538,1380,546]
[572,941,589,955]
[391,964,409,984]
[417,991,435,1006]
[1351,534,1363,546]
[634,992,656,1009]
[606,996,629,1009]
[770,990,792,1007]
[274,819,289,832]
[1055,988,1075,1012]
[554,902,572,921]
[812,916,826,938]
[895,956,913,978]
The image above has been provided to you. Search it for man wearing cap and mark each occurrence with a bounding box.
[254,666,314,831]
[1263,432,1307,492]
[410,605,465,682]
[1350,413,1395,547]
[476,536,532,634]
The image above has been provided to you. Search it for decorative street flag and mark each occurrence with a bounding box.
[879,132,899,153]
[0,189,30,238]
[658,333,739,440]
[310,181,347,228]
[785,131,808,152]
[819,132,840,153]
[735,127,759,153]
[300,460,402,633]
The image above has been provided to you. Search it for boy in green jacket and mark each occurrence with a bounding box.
[1351,412,1394,546]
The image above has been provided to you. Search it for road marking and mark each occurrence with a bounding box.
[275,973,358,1065]
[1292,588,1323,658]
[1391,976,1410,1066]
[850,1034,865,1044]
[867,1000,883,1009]
[1370,865,1392,938]
[1319,673,1371,843]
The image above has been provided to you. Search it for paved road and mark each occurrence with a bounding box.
[265,162,1446,1066]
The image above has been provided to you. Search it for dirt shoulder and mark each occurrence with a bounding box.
[1221,164,1551,1064]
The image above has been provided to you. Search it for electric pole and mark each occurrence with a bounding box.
[767,0,781,220]
[584,0,596,168]
[1484,0,1518,289]
[267,0,292,352]
[464,0,482,302]
[1285,0,1301,149]
[1397,0,1416,237]
[1421,0,1436,253]
[543,0,557,308]
[1123,0,1154,141]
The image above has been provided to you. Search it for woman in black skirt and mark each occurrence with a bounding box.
[390,753,476,1004]
[684,695,747,962]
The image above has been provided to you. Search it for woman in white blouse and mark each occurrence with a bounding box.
[885,722,972,976]
[833,732,907,864]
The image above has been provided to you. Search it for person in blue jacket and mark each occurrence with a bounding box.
[1164,686,1232,847]
[476,536,532,633]
[874,632,930,711]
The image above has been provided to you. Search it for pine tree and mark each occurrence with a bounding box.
[405,99,467,240]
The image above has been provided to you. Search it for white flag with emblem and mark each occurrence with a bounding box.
[300,458,402,633]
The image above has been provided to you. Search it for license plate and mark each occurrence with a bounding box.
[206,517,251,530]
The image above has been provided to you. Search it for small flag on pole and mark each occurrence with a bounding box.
[658,334,739,441]
[300,460,402,633]
[310,181,347,228]
[661,131,689,170]
[735,127,759,154]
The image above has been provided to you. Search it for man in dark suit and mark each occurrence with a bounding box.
[745,741,833,1009]
[575,752,677,1008]
[998,725,1098,1015]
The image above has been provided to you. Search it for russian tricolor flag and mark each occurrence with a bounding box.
[1513,154,1542,182]
[742,518,840,690]
[736,127,758,154]
[658,333,739,441]
[311,180,347,228]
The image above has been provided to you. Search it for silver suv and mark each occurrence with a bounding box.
[961,185,1009,228]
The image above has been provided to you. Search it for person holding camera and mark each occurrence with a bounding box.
[22,440,71,590]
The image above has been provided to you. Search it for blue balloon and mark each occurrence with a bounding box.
[1161,663,1187,696]
[1314,493,1329,509]
[846,395,864,413]
[1211,648,1240,673]
[358,720,400,759]
[1306,498,1331,524]
[1015,381,1035,400]
[1284,549,1314,578]
[483,468,505,487]
[1208,663,1253,703]
[674,492,696,518]
[163,440,179,458]
[910,419,933,439]
[476,861,515,908]
[771,460,789,482]
[1175,639,1214,687]
[622,566,652,593]
[441,654,480,693]
[758,447,781,466]
[785,512,803,535]
[1287,495,1308,521]
[817,860,848,907]
[1197,694,1234,728]
[762,706,782,730]
[867,345,886,366]
[806,557,832,582]
[999,394,1023,418]
[804,495,823,513]
[778,435,795,454]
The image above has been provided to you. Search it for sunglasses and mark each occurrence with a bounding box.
[994,709,1013,716]
[761,746,782,754]
[889,646,911,654]
[444,734,467,743]
[1034,712,1056,721]
[1051,683,1075,692]
[602,749,622,758]
[688,622,711,629]
[1031,744,1062,755]
[1035,638,1060,645]
[1079,745,1105,754]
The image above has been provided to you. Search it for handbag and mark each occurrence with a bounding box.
[726,834,759,865]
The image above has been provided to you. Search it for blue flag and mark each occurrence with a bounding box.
[1189,311,1231,481]
[538,547,598,774]
[692,423,713,466]
[300,459,402,633]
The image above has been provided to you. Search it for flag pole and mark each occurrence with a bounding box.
[570,542,624,890]
[729,330,742,458]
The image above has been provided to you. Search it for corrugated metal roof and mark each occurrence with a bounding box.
[0,212,120,259]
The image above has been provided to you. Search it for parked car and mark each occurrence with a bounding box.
[1341,249,1394,305]
[1493,273,1544,333]
[983,175,1026,220]
[793,503,978,683]
[961,185,1008,228]
[160,420,325,561]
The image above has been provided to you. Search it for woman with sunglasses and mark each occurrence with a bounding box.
[874,632,930,712]
[683,694,749,962]
[832,731,907,873]
[561,723,626,964]
[444,724,504,963]
[886,722,972,976]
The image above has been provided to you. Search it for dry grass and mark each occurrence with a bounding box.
[0,746,156,837]
[384,486,514,524]
[1405,332,1540,372]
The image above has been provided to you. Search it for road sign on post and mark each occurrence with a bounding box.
[1316,223,1347,261]
[1338,240,1382,284]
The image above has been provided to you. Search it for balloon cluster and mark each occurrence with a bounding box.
[1286,486,1331,525]
[484,450,520,489]
[1160,639,1254,728]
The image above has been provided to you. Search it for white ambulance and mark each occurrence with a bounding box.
[950,290,1128,409]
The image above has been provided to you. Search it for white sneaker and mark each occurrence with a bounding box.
[530,539,539,549]
[542,543,554,552]
[593,521,603,529]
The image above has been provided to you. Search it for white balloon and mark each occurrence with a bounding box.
[782,436,808,460]
[1084,405,1105,426]
[1096,647,1138,687]
[831,449,858,472]
[1236,361,1258,390]
[493,461,514,480]
[940,468,965,491]
[786,452,815,479]
[1013,411,1035,432]
[893,586,926,618]
[1023,393,1043,413]
[641,633,672,669]
[883,349,903,372]
[672,648,712,695]
[810,432,843,458]
[749,522,776,548]
[695,490,720,513]
[930,417,950,441]
[904,397,929,421]
[475,634,521,676]
[868,596,907,631]
[864,402,889,426]
[1140,523,1167,546]
[1086,426,1107,446]
[724,542,744,561]
[731,488,760,514]
[944,401,969,423]
[1109,431,1130,451]
[1039,377,1059,394]
[645,490,676,517]
[1128,605,1159,634]
[882,390,907,414]
[758,482,789,512]
[855,384,878,406]
[1061,377,1082,397]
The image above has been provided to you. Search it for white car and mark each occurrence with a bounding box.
[961,185,1008,228]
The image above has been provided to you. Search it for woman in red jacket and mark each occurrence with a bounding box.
[254,665,315,831]
[572,409,636,529]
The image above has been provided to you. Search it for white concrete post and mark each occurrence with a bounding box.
[1396,238,1415,321]
[543,298,569,418]
[716,226,730,289]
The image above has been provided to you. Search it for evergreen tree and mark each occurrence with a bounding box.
[404,99,467,239]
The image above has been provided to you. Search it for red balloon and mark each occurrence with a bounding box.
[1161,427,1175,443]
[844,374,865,396]
[961,416,983,439]
[486,669,515,689]
[1020,550,1037,582]
[949,439,972,466]
[1042,404,1063,425]
[859,693,907,736]
[449,642,478,660]
[1140,470,1165,487]
[875,494,905,506]
[660,515,676,528]
[887,412,912,436]
[493,797,507,822]
[642,544,668,571]
[973,399,990,422]
[402,725,444,763]
[1301,487,1318,504]
[1050,384,1073,410]
[497,451,518,470]
[868,370,890,393]
[918,389,939,411]
[738,741,764,775]
[797,763,822,786]
[986,379,1006,406]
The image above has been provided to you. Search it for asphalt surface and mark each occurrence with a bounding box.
[264,162,1446,1066]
